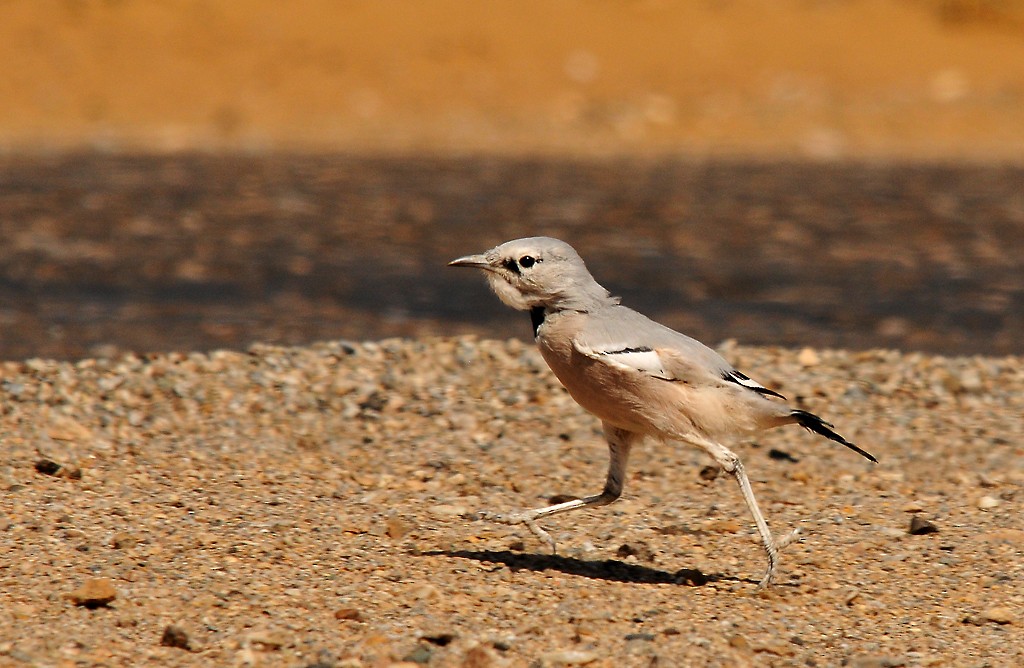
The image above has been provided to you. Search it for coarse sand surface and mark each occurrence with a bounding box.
[2,337,1022,666]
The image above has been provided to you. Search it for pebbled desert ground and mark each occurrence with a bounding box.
[2,338,1022,666]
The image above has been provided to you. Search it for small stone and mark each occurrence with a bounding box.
[34,459,62,476]
[768,448,799,462]
[674,568,709,586]
[728,634,752,652]
[616,542,655,562]
[386,516,412,539]
[798,347,820,366]
[66,578,117,608]
[411,583,440,601]
[334,607,364,621]
[462,644,496,668]
[981,607,1015,624]
[977,472,1000,488]
[248,630,289,650]
[698,465,719,481]
[540,649,598,666]
[977,495,1000,509]
[624,633,655,642]
[704,518,741,533]
[908,516,938,535]
[421,632,456,646]
[754,641,795,658]
[47,417,92,441]
[489,635,514,651]
[402,644,433,664]
[430,503,468,517]
[358,391,388,412]
[160,625,191,650]
[787,469,810,483]
[110,532,140,549]
[958,368,983,393]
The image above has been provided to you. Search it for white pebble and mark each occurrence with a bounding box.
[977,495,1000,509]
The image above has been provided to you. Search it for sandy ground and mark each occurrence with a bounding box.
[1,0,1024,159]
[1,338,1022,667]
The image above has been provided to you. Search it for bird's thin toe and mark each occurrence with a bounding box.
[778,527,802,550]
[475,509,531,526]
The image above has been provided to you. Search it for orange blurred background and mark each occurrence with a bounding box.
[2,0,1023,159]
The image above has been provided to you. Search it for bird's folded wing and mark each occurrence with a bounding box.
[572,339,722,385]
[573,340,671,378]
[573,338,783,398]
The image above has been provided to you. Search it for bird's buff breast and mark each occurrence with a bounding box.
[535,316,657,433]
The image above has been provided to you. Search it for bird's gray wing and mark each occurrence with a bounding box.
[573,306,785,399]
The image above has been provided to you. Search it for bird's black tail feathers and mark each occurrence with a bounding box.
[791,410,877,463]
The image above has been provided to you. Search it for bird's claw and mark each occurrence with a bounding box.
[777,526,802,550]
[756,527,803,590]
[474,509,558,554]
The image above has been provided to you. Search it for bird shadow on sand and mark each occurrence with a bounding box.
[423,549,748,587]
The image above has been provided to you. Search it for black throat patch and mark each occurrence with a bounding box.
[530,306,546,338]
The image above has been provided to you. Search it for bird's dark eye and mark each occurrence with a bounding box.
[519,255,536,268]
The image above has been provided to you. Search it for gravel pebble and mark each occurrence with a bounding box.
[33,459,62,476]
[65,578,118,608]
[334,608,364,621]
[797,348,820,367]
[160,625,192,650]
[977,495,1001,509]
[981,607,1016,625]
[908,516,939,535]
[540,649,598,666]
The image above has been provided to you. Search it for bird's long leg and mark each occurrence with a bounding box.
[683,435,800,589]
[477,422,639,553]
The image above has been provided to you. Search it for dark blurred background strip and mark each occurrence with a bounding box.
[1,154,1021,360]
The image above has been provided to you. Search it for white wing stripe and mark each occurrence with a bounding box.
[730,372,765,390]
[581,345,671,378]
[724,370,786,399]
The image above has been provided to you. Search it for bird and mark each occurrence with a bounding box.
[448,236,876,588]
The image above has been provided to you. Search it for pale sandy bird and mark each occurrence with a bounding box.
[449,237,876,588]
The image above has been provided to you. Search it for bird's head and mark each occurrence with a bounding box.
[448,237,615,312]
